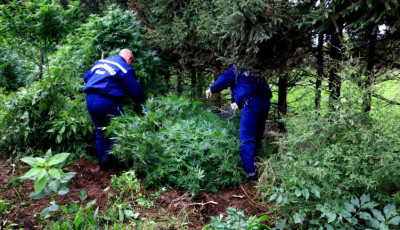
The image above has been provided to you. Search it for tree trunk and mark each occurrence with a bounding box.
[277,73,288,130]
[177,69,183,96]
[191,68,197,99]
[328,30,342,102]
[315,32,324,111]
[363,26,378,113]
[39,48,44,79]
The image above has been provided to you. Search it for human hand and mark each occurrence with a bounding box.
[230,102,238,110]
[205,89,212,99]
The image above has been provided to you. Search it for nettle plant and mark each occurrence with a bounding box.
[19,149,75,204]
[108,95,244,196]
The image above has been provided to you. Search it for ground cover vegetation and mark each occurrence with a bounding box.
[1,0,400,229]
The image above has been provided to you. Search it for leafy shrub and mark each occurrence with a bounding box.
[0,74,93,156]
[204,207,269,230]
[259,78,400,228]
[108,95,244,195]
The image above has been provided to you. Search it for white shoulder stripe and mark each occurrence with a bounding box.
[98,60,127,73]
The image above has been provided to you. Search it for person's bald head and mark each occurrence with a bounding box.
[119,49,134,66]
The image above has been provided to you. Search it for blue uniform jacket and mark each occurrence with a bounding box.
[83,55,145,106]
[210,65,272,108]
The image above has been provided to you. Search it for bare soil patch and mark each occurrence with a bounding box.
[1,157,271,229]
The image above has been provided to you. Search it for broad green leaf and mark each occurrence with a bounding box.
[372,209,385,221]
[383,204,396,220]
[303,188,310,200]
[58,186,69,195]
[325,223,334,230]
[48,203,59,212]
[311,185,321,198]
[20,157,38,166]
[351,197,360,208]
[71,125,76,133]
[379,222,389,230]
[56,134,62,143]
[59,126,66,134]
[40,207,50,218]
[85,199,97,209]
[327,212,336,223]
[345,202,357,213]
[36,158,46,166]
[34,176,47,194]
[61,172,76,183]
[360,194,370,205]
[48,153,70,166]
[269,193,278,201]
[359,212,372,220]
[48,168,61,179]
[19,167,41,180]
[258,215,269,221]
[388,216,400,225]
[36,168,47,181]
[369,218,380,228]
[59,205,68,214]
[48,180,61,192]
[293,212,303,224]
[73,212,84,229]
[80,190,87,201]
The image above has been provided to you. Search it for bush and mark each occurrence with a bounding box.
[0,74,93,156]
[258,79,400,228]
[108,95,244,195]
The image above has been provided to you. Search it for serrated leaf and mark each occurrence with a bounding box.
[345,202,357,213]
[351,197,360,208]
[360,194,370,205]
[388,216,400,225]
[48,180,61,192]
[383,204,396,220]
[48,168,61,179]
[359,212,372,220]
[48,153,70,166]
[303,188,310,200]
[363,201,378,209]
[372,209,385,221]
[20,157,38,166]
[34,176,47,194]
[369,218,380,228]
[19,167,41,180]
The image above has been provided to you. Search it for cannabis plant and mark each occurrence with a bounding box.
[109,95,244,195]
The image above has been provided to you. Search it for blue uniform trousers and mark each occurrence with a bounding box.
[86,93,122,170]
[239,98,271,172]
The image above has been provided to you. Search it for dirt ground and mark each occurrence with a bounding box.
[0,156,272,229]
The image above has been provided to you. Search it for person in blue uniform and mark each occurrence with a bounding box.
[83,49,145,170]
[206,65,272,181]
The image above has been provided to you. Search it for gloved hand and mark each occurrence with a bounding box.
[205,89,212,99]
[230,102,238,110]
[145,108,149,113]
